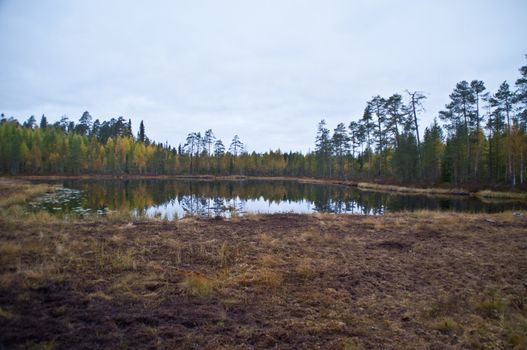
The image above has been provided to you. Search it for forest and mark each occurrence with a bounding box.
[1,57,526,188]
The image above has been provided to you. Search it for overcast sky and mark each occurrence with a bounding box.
[0,0,526,152]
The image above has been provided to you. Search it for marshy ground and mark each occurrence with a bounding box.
[0,178,526,349]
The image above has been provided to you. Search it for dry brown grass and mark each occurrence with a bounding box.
[475,189,527,200]
[235,268,283,289]
[0,178,55,209]
[357,181,469,195]
[0,179,526,349]
[181,274,214,297]
[0,241,22,260]
[356,181,527,201]
[258,232,280,247]
[258,254,285,267]
[0,307,15,320]
[294,257,316,280]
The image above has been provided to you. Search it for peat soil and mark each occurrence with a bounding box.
[0,211,526,349]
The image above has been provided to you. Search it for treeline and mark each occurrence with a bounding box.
[313,58,527,187]
[0,112,254,176]
[1,56,526,187]
[0,111,297,176]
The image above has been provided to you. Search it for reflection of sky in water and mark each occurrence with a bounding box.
[144,196,315,219]
[142,195,380,219]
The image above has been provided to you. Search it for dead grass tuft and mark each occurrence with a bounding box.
[258,232,279,247]
[181,274,214,297]
[0,307,15,320]
[432,317,459,333]
[237,268,283,289]
[258,254,285,267]
[87,291,113,301]
[477,296,506,319]
[342,338,364,350]
[0,241,22,260]
[295,258,316,280]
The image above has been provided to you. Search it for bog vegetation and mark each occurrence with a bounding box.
[1,56,527,188]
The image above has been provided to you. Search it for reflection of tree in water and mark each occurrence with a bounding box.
[180,195,209,216]
[56,179,527,217]
[179,195,246,217]
[212,197,226,216]
[311,186,376,214]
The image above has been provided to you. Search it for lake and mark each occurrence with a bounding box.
[28,179,527,218]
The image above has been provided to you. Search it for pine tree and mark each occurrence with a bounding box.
[76,111,92,135]
[421,119,444,183]
[384,94,406,149]
[24,115,36,129]
[315,120,332,177]
[204,129,215,156]
[229,135,243,156]
[331,123,350,177]
[138,120,146,143]
[214,139,225,156]
[470,80,487,179]
[491,81,515,186]
[406,90,426,172]
[515,55,527,131]
[39,115,48,129]
[368,96,387,176]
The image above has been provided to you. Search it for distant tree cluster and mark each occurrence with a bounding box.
[0,113,253,176]
[0,113,177,175]
[1,56,526,187]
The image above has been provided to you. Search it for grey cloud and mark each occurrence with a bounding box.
[1,0,526,152]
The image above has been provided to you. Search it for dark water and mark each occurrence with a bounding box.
[28,179,527,218]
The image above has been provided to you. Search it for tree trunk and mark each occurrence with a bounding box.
[378,119,383,176]
[520,151,524,184]
[506,106,514,187]
[410,95,422,178]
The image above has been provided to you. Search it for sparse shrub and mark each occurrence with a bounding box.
[477,297,505,319]
[432,317,459,333]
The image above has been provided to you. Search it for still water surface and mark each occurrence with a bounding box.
[28,179,527,218]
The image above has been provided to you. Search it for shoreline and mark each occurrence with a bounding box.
[11,174,527,200]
